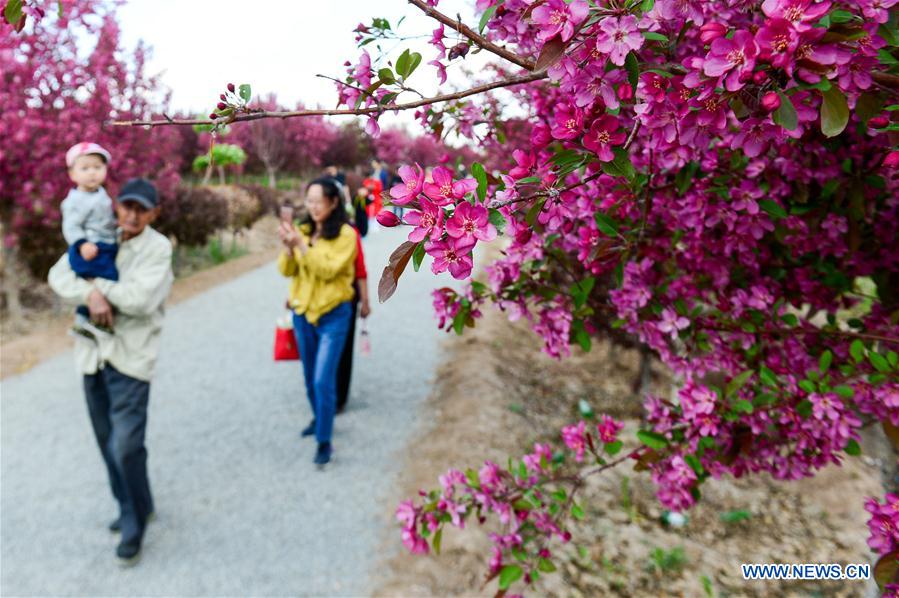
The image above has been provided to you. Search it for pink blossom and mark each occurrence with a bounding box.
[446,201,497,244]
[582,115,626,162]
[425,236,476,279]
[658,308,690,339]
[596,415,624,443]
[703,30,759,91]
[561,421,588,461]
[531,0,590,42]
[761,0,832,32]
[595,15,644,66]
[405,198,445,243]
[423,166,477,206]
[550,103,584,141]
[390,164,425,205]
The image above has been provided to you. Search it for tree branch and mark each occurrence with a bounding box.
[408,0,536,71]
[109,71,548,127]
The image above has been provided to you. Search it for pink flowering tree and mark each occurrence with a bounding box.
[80,0,899,592]
[1,0,183,328]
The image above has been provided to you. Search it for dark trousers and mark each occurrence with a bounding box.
[83,364,153,543]
[336,295,359,412]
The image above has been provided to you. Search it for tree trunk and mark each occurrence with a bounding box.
[217,165,226,186]
[266,165,277,189]
[2,244,27,333]
[203,159,214,185]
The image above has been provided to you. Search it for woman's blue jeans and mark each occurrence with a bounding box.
[292,301,353,443]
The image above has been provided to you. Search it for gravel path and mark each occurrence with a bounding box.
[1,227,444,597]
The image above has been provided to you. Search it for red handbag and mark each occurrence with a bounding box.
[274,313,299,361]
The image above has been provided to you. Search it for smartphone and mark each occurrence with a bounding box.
[280,205,294,224]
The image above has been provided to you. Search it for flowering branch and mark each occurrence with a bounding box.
[109,71,549,127]
[407,0,536,71]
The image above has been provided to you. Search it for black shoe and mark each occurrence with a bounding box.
[300,419,316,437]
[314,442,332,467]
[116,536,142,566]
[109,511,155,533]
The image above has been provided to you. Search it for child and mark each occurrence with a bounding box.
[60,142,117,339]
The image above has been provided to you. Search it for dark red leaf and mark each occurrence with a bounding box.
[378,241,417,303]
[534,36,566,72]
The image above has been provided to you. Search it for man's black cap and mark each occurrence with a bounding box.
[117,178,158,209]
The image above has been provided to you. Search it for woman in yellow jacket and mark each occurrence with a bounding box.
[278,177,357,467]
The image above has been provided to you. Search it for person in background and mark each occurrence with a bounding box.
[60,142,118,339]
[370,158,389,193]
[278,178,357,467]
[324,164,351,213]
[48,178,173,566]
[361,176,383,221]
[336,229,371,413]
[352,185,371,238]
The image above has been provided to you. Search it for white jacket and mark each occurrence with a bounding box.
[48,226,173,382]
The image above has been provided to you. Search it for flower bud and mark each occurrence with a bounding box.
[209,113,218,119]
[761,92,780,112]
[699,22,727,44]
[884,151,899,169]
[227,83,235,93]
[376,211,400,227]
[220,93,226,101]
[869,115,889,128]
[448,42,470,61]
[617,83,634,101]
[753,70,769,85]
[217,102,227,110]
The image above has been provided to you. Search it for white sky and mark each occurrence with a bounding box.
[116,0,486,129]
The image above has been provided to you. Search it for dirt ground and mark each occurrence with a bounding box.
[374,303,893,597]
[1,216,282,379]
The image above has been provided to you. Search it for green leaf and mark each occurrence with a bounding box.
[538,558,557,573]
[594,212,620,237]
[57,0,64,18]
[412,242,426,272]
[799,380,816,394]
[571,503,585,520]
[796,399,813,418]
[525,197,546,226]
[869,351,891,373]
[498,565,524,590]
[820,86,849,137]
[239,84,252,103]
[725,369,754,398]
[377,68,396,84]
[873,551,899,591]
[452,310,466,335]
[479,4,498,34]
[720,509,752,523]
[759,199,787,219]
[601,148,636,181]
[637,430,668,450]
[844,439,862,456]
[684,454,704,475]
[404,52,423,79]
[834,385,854,398]
[624,51,639,92]
[642,31,669,42]
[396,49,411,78]
[4,0,23,28]
[819,350,833,373]
[772,91,798,131]
[759,366,778,387]
[850,339,865,362]
[605,440,623,455]
[433,528,443,554]
[488,208,506,234]
[471,162,488,203]
[571,277,596,309]
[734,399,754,414]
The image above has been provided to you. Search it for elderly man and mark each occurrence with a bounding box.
[48,178,172,565]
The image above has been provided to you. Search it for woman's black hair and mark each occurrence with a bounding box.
[303,177,348,240]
